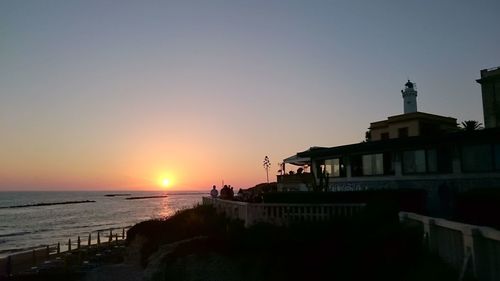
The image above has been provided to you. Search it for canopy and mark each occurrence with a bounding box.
[283,155,311,166]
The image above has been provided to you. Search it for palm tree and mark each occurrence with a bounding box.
[263,156,271,183]
[461,120,483,131]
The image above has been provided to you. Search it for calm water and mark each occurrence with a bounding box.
[0,191,205,257]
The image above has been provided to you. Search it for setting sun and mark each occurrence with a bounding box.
[155,172,176,189]
[162,178,170,187]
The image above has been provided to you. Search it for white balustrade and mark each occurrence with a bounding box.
[203,197,365,227]
[399,212,500,281]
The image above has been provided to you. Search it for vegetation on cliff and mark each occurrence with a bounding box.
[127,204,468,281]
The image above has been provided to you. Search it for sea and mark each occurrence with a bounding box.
[0,191,205,258]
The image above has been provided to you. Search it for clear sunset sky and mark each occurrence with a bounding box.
[1,0,499,191]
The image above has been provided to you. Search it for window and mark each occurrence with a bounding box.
[462,144,493,172]
[398,127,409,138]
[383,152,395,175]
[403,150,426,173]
[362,153,384,175]
[324,158,345,177]
[325,159,339,177]
[427,149,437,173]
[403,148,451,174]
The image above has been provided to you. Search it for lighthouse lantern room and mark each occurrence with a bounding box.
[401,80,418,114]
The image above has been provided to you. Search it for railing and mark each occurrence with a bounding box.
[277,173,313,184]
[203,197,365,227]
[0,226,130,278]
[399,212,500,281]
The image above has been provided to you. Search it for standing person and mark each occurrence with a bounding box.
[210,185,219,198]
[220,185,229,199]
[229,186,234,199]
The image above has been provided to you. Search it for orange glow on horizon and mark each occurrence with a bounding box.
[0,128,274,191]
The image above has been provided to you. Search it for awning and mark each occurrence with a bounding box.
[283,155,311,166]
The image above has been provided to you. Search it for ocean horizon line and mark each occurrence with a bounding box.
[0,189,208,192]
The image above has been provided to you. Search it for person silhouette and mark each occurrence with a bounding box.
[221,185,229,199]
[210,185,219,198]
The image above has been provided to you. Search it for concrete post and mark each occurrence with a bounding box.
[122,228,125,239]
[461,227,477,278]
[97,232,100,247]
[57,242,60,254]
[244,204,251,228]
[419,216,431,250]
[88,233,91,247]
[68,239,71,252]
[77,236,81,249]
[427,219,437,253]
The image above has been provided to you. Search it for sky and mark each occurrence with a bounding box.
[1,0,499,191]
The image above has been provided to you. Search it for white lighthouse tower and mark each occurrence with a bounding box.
[401,80,417,114]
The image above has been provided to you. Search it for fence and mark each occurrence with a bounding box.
[399,212,500,281]
[0,226,130,278]
[202,197,366,227]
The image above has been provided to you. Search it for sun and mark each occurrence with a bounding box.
[161,178,170,188]
[156,172,175,189]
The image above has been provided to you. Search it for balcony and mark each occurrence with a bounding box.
[277,172,314,192]
[277,172,313,184]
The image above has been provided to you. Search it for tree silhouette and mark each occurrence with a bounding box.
[263,156,271,183]
[461,120,483,131]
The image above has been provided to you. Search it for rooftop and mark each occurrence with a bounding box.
[477,66,500,83]
[369,111,457,128]
[297,127,500,159]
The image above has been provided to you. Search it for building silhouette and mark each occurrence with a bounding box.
[476,67,500,128]
[278,71,500,215]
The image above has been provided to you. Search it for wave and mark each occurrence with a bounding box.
[59,223,116,231]
[0,231,31,238]
[0,244,51,256]
[32,228,51,234]
[73,223,114,229]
